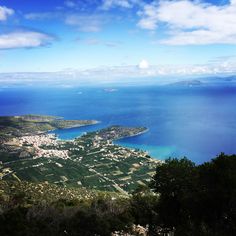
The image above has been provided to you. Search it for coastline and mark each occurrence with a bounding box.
[52,120,100,131]
[48,120,101,141]
[47,120,100,132]
[36,119,163,163]
[52,125,149,142]
[113,128,149,141]
[52,125,155,159]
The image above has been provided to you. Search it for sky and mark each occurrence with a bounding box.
[1,0,236,80]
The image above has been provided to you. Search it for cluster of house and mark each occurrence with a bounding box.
[18,134,69,159]
[18,134,58,147]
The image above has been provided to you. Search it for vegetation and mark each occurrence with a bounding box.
[0,116,157,193]
[0,153,235,236]
[0,114,98,141]
[0,180,121,204]
[151,153,236,235]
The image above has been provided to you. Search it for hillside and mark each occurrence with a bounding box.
[0,114,98,142]
[0,115,159,194]
[0,180,120,205]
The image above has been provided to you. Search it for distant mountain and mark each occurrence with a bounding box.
[167,79,203,87]
[201,75,236,83]
[166,75,236,87]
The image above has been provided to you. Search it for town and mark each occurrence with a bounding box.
[0,116,160,194]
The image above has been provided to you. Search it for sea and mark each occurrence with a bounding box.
[0,83,236,164]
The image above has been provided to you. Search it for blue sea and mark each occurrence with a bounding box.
[0,84,236,164]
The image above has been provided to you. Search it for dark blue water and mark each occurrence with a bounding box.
[1,84,236,164]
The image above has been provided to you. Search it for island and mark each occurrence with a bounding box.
[0,115,160,194]
[167,79,203,87]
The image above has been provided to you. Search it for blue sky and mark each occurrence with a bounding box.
[1,0,236,79]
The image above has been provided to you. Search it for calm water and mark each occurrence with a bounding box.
[1,84,236,163]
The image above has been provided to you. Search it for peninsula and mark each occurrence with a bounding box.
[0,115,98,142]
[0,115,159,194]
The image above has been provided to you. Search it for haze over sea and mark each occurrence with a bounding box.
[1,83,236,164]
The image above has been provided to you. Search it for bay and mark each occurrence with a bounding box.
[1,84,236,163]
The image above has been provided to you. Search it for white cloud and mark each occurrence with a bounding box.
[2,61,236,86]
[2,58,236,86]
[0,5,14,21]
[138,59,149,69]
[0,31,54,49]
[65,14,105,32]
[64,0,76,8]
[101,0,142,10]
[84,38,100,45]
[25,12,58,20]
[138,0,236,45]
[102,0,132,9]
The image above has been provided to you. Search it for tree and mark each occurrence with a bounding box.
[130,190,159,235]
[151,154,236,236]
[151,158,196,229]
[195,153,236,235]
